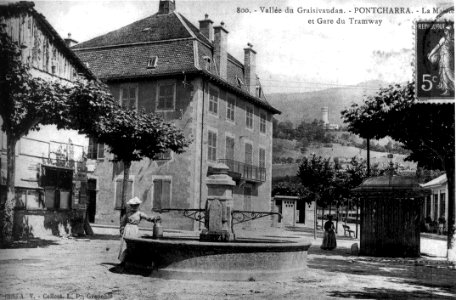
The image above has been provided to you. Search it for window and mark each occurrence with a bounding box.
[209,88,218,115]
[245,143,253,165]
[259,148,266,168]
[157,83,175,111]
[40,165,73,210]
[16,188,41,210]
[225,136,235,161]
[115,178,133,209]
[147,56,158,69]
[120,86,137,110]
[246,106,253,129]
[227,96,235,122]
[260,113,266,133]
[208,130,217,161]
[88,138,104,159]
[153,178,171,210]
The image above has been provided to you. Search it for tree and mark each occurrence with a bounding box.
[342,82,455,260]
[0,30,117,245]
[297,155,337,237]
[93,108,191,218]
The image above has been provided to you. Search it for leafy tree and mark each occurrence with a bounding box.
[94,108,191,217]
[342,82,455,260]
[297,155,335,208]
[272,179,310,200]
[0,30,116,244]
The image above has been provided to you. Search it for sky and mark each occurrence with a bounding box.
[26,0,455,93]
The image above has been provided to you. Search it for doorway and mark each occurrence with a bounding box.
[87,179,97,223]
[297,200,306,224]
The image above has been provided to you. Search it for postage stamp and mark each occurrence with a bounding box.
[415,18,454,102]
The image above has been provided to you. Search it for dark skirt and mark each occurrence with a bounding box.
[321,230,337,250]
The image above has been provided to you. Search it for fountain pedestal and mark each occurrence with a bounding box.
[200,163,235,242]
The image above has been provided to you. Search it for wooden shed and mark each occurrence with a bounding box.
[353,175,430,257]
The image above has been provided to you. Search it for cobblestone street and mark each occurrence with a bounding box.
[1,226,455,300]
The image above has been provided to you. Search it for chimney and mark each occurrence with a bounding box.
[199,14,214,41]
[244,43,257,96]
[64,33,78,48]
[214,22,228,80]
[158,0,176,14]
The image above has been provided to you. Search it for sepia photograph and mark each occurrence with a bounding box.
[0,0,454,299]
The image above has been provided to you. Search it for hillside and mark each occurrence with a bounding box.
[272,138,417,179]
[266,80,389,126]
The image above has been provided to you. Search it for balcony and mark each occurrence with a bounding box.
[218,159,266,183]
[42,158,87,173]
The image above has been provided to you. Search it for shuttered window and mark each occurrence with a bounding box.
[153,179,171,210]
[209,88,218,115]
[246,106,253,129]
[245,143,253,165]
[115,179,133,209]
[260,113,266,133]
[157,83,175,111]
[88,138,104,159]
[225,136,235,161]
[259,148,266,168]
[208,130,217,161]
[227,96,235,121]
[120,86,137,110]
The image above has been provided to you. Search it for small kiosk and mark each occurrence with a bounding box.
[353,174,430,257]
[273,195,314,227]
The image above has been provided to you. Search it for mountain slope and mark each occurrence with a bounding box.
[266,80,388,126]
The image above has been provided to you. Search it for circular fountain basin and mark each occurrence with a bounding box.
[124,235,312,281]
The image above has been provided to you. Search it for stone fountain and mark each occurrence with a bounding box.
[123,164,311,281]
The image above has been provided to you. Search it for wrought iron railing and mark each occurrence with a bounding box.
[218,159,266,182]
[43,158,87,172]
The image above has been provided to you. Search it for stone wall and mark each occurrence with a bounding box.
[13,209,86,239]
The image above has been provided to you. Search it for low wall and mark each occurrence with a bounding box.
[124,235,312,281]
[13,209,86,239]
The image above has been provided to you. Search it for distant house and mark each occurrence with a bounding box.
[421,174,451,230]
[72,0,280,230]
[0,2,96,238]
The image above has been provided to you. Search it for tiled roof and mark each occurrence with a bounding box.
[72,9,279,113]
[76,40,197,80]
[73,13,191,49]
[0,1,95,80]
[421,174,447,188]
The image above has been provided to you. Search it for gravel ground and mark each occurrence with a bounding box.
[0,226,455,300]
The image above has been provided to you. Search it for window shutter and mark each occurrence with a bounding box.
[97,143,104,158]
[115,180,123,209]
[153,179,163,210]
[162,180,171,208]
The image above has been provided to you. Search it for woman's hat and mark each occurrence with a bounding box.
[127,197,142,205]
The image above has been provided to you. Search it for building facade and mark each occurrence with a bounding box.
[422,174,451,232]
[0,2,95,238]
[72,0,280,230]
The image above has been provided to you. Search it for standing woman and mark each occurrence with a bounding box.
[321,215,337,250]
[427,24,454,96]
[118,197,161,264]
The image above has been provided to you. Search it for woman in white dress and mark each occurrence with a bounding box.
[118,197,160,264]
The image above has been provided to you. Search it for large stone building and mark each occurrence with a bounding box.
[72,0,280,230]
[0,2,95,238]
